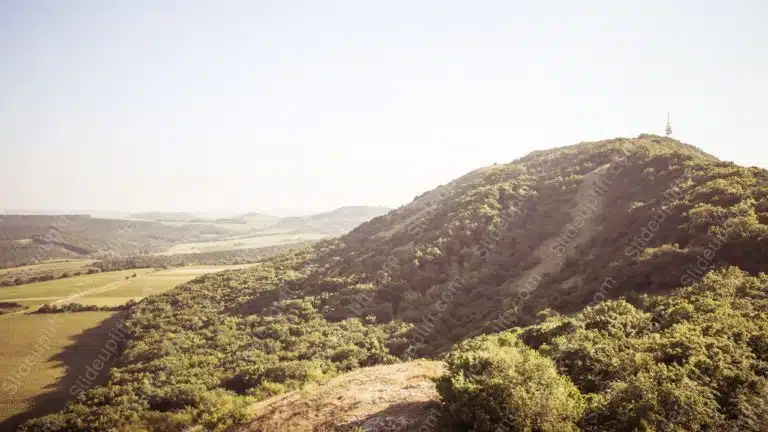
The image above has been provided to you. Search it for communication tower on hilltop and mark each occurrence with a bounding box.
[665,112,673,136]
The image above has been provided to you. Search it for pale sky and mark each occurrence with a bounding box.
[1,0,766,214]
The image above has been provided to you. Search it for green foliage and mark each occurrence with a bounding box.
[434,269,768,431]
[435,332,585,431]
[588,364,723,431]
[34,300,137,313]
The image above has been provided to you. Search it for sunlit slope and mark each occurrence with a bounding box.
[20,134,768,431]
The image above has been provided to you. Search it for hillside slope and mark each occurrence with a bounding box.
[20,135,768,431]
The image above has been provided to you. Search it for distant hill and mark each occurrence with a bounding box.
[128,212,201,222]
[21,135,768,431]
[274,206,392,235]
[0,206,391,268]
[240,212,280,219]
[0,215,227,268]
[127,208,392,233]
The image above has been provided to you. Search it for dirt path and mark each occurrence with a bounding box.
[505,164,610,294]
[239,360,445,432]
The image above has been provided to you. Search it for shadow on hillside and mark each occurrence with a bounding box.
[335,401,451,432]
[227,289,281,316]
[0,312,127,431]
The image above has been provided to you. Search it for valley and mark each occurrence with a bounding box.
[0,206,391,269]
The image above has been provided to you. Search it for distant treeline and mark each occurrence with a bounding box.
[91,241,315,272]
[0,301,24,314]
[0,267,101,287]
[34,300,137,314]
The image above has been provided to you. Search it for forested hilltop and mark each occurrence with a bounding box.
[22,135,768,431]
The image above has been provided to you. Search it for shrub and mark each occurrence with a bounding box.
[585,364,723,431]
[435,332,585,432]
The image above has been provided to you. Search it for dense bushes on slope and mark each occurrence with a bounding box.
[436,268,768,431]
[303,136,768,355]
[435,332,585,431]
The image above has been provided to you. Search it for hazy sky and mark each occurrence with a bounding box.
[1,1,766,214]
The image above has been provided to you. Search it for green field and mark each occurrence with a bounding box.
[78,265,252,306]
[158,230,328,255]
[0,269,153,310]
[0,311,121,430]
[0,265,251,310]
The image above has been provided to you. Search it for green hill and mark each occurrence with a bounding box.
[19,135,768,431]
[274,205,393,235]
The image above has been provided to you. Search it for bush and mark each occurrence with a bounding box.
[435,332,585,432]
[585,364,723,431]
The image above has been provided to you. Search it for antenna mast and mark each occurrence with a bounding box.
[665,112,673,136]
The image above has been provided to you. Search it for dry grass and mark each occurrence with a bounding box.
[0,311,120,430]
[239,360,445,432]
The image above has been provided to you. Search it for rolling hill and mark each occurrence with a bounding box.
[274,206,393,235]
[0,207,391,269]
[128,212,202,222]
[19,135,768,431]
[0,215,226,268]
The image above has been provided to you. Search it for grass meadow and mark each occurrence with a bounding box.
[158,230,328,255]
[0,265,251,309]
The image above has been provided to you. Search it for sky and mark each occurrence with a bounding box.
[1,0,766,215]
